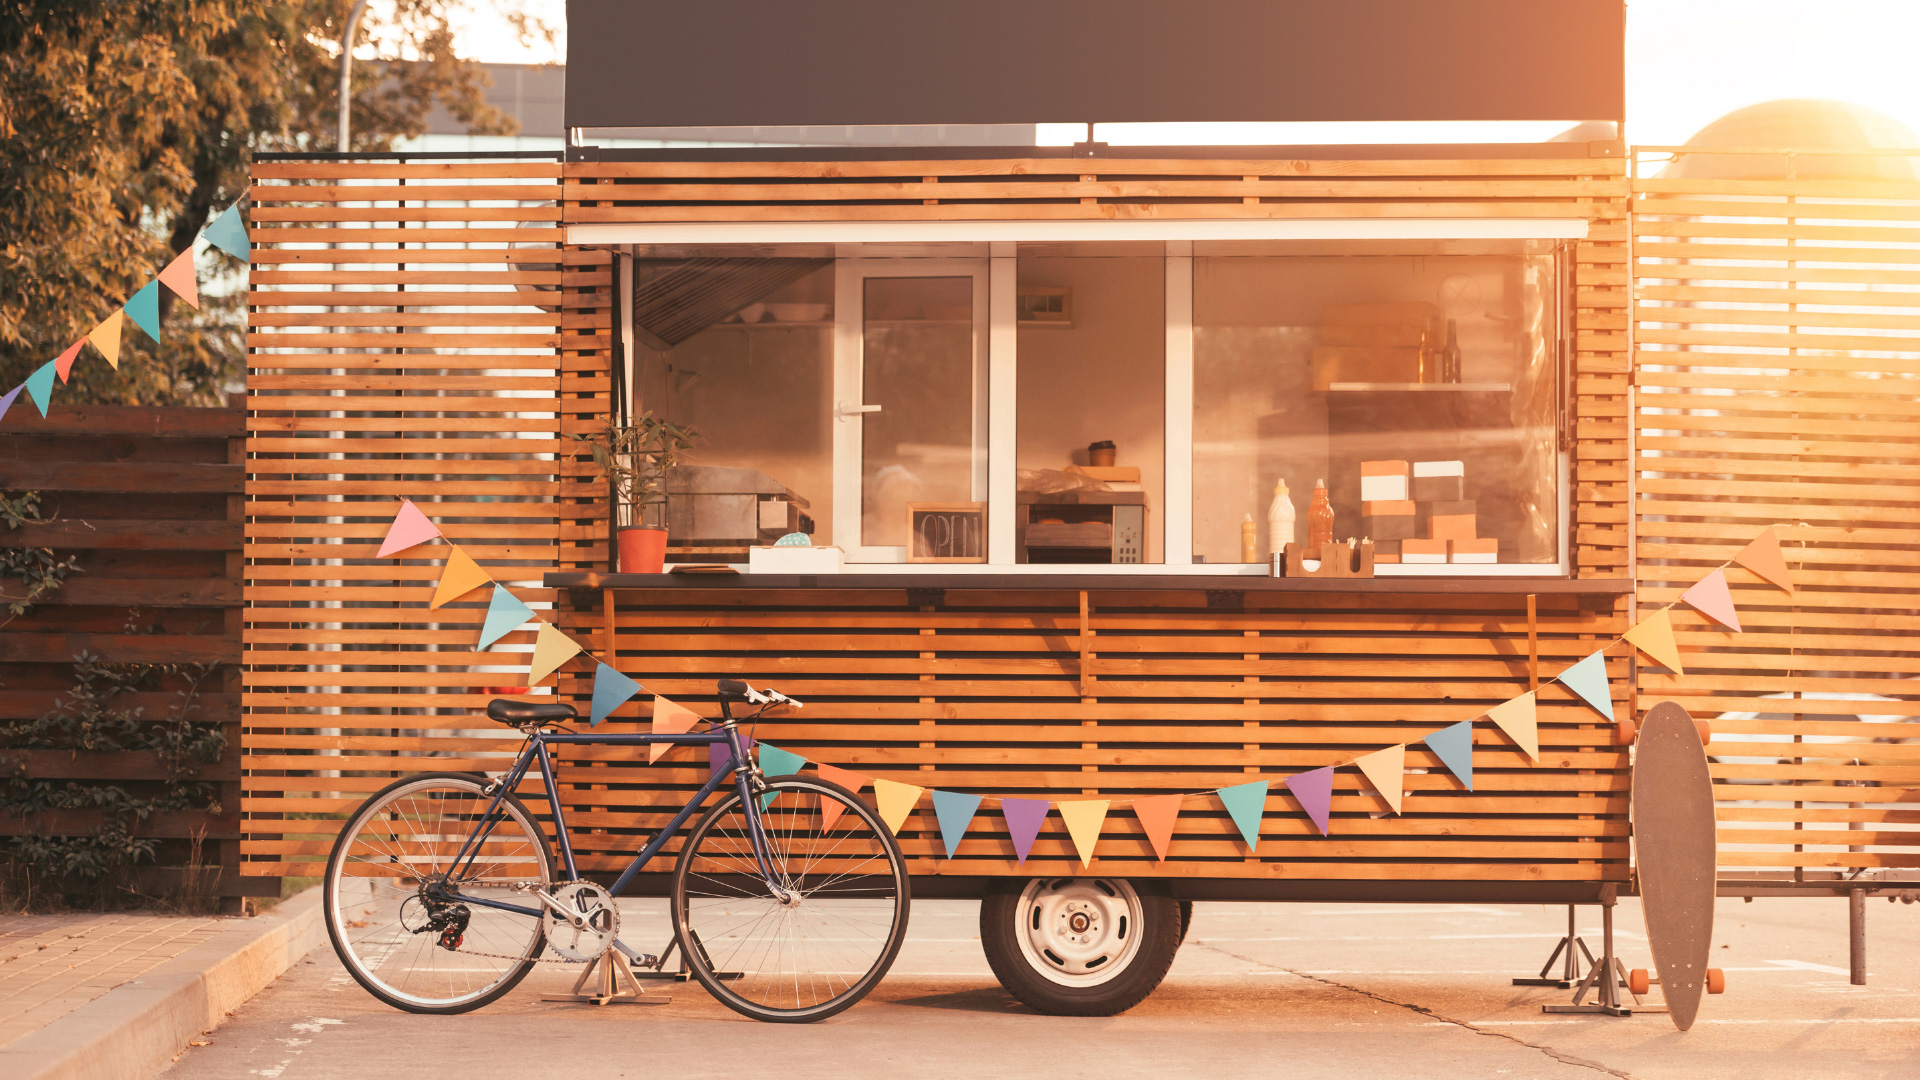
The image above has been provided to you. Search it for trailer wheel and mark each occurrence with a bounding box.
[980,878,1182,1016]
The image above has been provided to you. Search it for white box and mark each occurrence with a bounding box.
[1412,460,1465,478]
[1359,474,1409,502]
[1402,552,1449,564]
[748,545,843,574]
[1450,552,1498,564]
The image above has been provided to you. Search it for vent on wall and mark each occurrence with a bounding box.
[631,257,831,349]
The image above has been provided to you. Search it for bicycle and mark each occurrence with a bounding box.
[322,678,910,1023]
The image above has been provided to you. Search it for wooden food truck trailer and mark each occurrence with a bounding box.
[239,1,1920,1017]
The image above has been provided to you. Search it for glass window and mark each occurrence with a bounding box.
[860,276,979,548]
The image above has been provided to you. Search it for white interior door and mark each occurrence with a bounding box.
[833,258,990,562]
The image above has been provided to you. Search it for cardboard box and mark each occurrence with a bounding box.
[1362,499,1416,517]
[1451,538,1499,564]
[1420,499,1476,518]
[1311,346,1420,390]
[1402,538,1449,564]
[748,545,843,574]
[1065,465,1142,483]
[1370,539,1401,556]
[1360,474,1409,502]
[1364,515,1416,541]
[1373,553,1401,564]
[1429,514,1477,541]
[1412,475,1465,502]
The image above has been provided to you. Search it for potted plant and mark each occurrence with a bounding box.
[573,413,696,573]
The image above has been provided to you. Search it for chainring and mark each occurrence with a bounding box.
[542,880,620,962]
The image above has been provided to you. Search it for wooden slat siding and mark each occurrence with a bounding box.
[0,404,246,895]
[1630,147,1920,878]
[239,158,571,886]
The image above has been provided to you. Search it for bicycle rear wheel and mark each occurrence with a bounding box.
[324,772,553,1014]
[671,776,910,1022]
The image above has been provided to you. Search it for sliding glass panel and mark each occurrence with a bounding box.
[859,275,979,549]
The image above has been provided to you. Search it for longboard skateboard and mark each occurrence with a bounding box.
[1631,700,1724,1031]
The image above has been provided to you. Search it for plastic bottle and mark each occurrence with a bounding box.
[1308,478,1335,550]
[1266,480,1295,555]
[1240,514,1258,563]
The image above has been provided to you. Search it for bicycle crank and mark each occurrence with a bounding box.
[540,880,621,961]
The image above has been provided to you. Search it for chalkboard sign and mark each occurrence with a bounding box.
[907,502,987,563]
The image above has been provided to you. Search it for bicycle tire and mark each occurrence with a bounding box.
[324,772,553,1014]
[671,776,910,1022]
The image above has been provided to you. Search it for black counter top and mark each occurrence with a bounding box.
[545,571,1633,596]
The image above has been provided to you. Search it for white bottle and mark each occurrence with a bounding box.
[1266,480,1295,554]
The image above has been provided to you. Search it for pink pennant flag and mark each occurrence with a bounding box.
[649,695,704,763]
[1681,568,1742,632]
[53,340,84,383]
[157,248,200,309]
[1285,766,1335,837]
[376,499,442,557]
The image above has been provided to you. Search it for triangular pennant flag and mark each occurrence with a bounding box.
[587,663,641,726]
[930,790,983,858]
[1624,608,1685,676]
[204,201,251,261]
[649,695,703,762]
[527,621,584,686]
[1000,798,1050,866]
[758,744,807,809]
[87,310,124,369]
[1217,781,1269,853]
[1486,690,1541,762]
[710,735,755,780]
[1681,568,1743,632]
[430,545,494,609]
[873,779,924,835]
[476,584,533,649]
[1733,526,1795,594]
[0,384,21,425]
[377,499,442,557]
[1057,800,1110,868]
[1132,794,1182,862]
[53,340,83,382]
[124,281,162,342]
[1354,745,1406,814]
[157,248,200,309]
[1423,721,1475,791]
[1285,767,1335,837]
[814,763,868,833]
[24,362,56,418]
[1557,650,1615,721]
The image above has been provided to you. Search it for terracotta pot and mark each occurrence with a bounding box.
[617,526,669,574]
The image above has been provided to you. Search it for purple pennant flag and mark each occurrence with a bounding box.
[1284,766,1335,837]
[709,735,756,781]
[1000,798,1051,866]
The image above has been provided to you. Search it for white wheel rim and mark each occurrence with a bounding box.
[1011,878,1144,987]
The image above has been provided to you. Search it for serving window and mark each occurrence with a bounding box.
[625,235,1568,576]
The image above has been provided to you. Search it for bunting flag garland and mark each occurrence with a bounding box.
[1000,798,1050,865]
[710,736,755,780]
[1681,568,1743,632]
[587,663,642,726]
[1624,609,1684,675]
[24,363,56,418]
[649,695,704,761]
[1353,745,1406,814]
[815,764,868,833]
[204,200,250,261]
[1557,651,1615,721]
[1424,721,1475,790]
[1285,767,1335,836]
[1486,690,1540,763]
[377,499,443,557]
[759,744,808,809]
[1734,526,1795,594]
[873,779,924,835]
[430,545,493,608]
[0,385,20,425]
[527,621,583,686]
[53,340,84,382]
[124,281,162,342]
[157,249,199,309]
[1218,780,1268,852]
[476,584,533,649]
[931,789,983,858]
[1057,800,1110,868]
[1132,794,1182,861]
[88,310,123,369]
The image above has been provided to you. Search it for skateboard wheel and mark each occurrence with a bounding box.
[1706,968,1725,994]
[1694,719,1712,746]
[1628,968,1651,995]
[1615,718,1637,745]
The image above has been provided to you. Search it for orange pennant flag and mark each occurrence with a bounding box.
[814,763,868,833]
[87,311,124,369]
[1354,744,1407,813]
[649,695,704,763]
[429,545,493,609]
[1132,794,1182,862]
[1733,526,1794,594]
[157,248,200,309]
[53,340,83,383]
[1624,608,1685,676]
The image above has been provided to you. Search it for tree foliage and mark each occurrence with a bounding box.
[0,1,530,405]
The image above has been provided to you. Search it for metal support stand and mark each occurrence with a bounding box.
[1514,905,1595,989]
[1542,886,1639,1015]
[628,935,744,983]
[542,949,672,1006]
[1849,887,1867,985]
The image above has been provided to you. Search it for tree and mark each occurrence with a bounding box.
[0,1,533,405]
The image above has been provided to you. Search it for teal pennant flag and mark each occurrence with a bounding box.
[124,281,162,342]
[931,789,983,858]
[24,362,56,418]
[1217,780,1269,853]
[757,743,807,809]
[204,200,250,261]
[1423,721,1475,791]
[1558,651,1614,721]
[587,663,641,727]
[476,584,533,649]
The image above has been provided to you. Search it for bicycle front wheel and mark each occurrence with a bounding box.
[672,776,910,1022]
[324,772,553,1014]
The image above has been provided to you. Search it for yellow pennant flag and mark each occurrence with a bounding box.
[88,310,124,369]
[1624,608,1685,676]
[1057,799,1110,868]
[429,545,493,609]
[873,779,924,835]
[1486,690,1540,763]
[1354,744,1406,813]
[527,622,584,686]
[649,695,703,763]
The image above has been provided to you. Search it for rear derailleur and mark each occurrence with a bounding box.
[402,891,471,951]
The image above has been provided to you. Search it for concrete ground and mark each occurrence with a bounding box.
[163,895,1917,1080]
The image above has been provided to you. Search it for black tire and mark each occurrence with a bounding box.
[980,878,1183,1016]
[671,776,910,1023]
[324,772,553,1014]
[1178,899,1194,944]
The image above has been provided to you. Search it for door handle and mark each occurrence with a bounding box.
[836,402,883,420]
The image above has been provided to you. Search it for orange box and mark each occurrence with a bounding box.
[1362,500,1416,516]
[1373,553,1401,564]
[1401,538,1448,564]
[1451,538,1498,564]
[1429,514,1476,540]
[1360,460,1410,477]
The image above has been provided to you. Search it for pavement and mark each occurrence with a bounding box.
[155,893,1918,1080]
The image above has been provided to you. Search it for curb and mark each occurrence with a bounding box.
[0,887,327,1080]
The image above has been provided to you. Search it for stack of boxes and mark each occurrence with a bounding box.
[1359,460,1498,565]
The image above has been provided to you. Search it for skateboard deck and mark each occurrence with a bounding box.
[1631,700,1717,1031]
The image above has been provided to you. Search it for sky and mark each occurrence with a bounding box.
[447,0,1920,147]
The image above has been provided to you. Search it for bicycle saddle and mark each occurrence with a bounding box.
[487,699,578,725]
